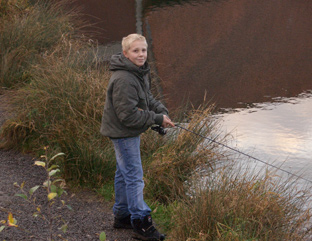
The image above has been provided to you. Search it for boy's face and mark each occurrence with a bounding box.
[123,40,147,67]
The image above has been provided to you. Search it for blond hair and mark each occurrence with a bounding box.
[122,33,148,52]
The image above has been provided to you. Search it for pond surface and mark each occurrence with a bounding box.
[143,0,312,110]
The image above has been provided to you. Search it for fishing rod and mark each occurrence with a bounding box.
[151,124,312,184]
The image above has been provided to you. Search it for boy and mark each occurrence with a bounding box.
[100,33,174,240]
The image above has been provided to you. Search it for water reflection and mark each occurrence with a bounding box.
[143,0,203,10]
[215,91,312,180]
[73,0,136,44]
[143,0,312,110]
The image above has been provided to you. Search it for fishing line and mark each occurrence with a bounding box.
[174,124,312,185]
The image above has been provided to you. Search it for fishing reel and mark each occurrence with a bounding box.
[151,125,167,135]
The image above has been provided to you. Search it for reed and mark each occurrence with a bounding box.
[141,103,227,202]
[0,0,79,88]
[1,39,115,185]
[168,163,312,240]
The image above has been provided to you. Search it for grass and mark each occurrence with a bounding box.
[141,103,226,202]
[96,181,115,201]
[146,200,178,233]
[168,164,312,240]
[0,37,116,185]
[1,1,312,240]
[0,0,80,88]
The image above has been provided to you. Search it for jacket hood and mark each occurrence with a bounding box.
[109,53,150,78]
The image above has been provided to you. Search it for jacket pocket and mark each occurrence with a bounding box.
[138,91,148,110]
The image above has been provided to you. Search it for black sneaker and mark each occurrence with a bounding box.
[113,214,132,229]
[132,215,165,241]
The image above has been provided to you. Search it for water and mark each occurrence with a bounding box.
[143,0,312,110]
[215,91,312,184]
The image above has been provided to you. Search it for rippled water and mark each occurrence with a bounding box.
[215,91,312,183]
[143,0,312,111]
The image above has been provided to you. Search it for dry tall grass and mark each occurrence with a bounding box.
[141,104,227,202]
[0,0,79,88]
[1,39,115,184]
[168,164,312,240]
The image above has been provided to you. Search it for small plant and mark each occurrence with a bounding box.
[0,212,18,232]
[99,231,106,241]
[0,147,71,240]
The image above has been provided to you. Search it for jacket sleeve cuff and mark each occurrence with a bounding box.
[154,114,163,126]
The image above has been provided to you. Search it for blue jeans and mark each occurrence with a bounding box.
[111,136,151,221]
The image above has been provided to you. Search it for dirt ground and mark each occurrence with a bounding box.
[0,94,134,240]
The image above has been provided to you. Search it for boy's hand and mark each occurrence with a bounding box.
[162,115,175,128]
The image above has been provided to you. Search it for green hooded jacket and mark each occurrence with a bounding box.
[100,53,168,138]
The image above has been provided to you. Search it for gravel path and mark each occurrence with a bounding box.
[0,94,134,241]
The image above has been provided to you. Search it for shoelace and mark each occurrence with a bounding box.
[143,224,156,233]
